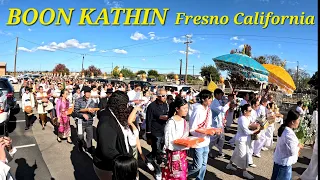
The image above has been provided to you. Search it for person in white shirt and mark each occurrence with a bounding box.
[127,85,143,105]
[226,104,260,179]
[253,98,269,158]
[91,85,100,104]
[248,99,260,168]
[36,86,48,130]
[271,109,302,180]
[209,88,230,158]
[296,101,304,116]
[163,97,189,179]
[188,90,214,180]
[0,136,17,180]
[22,87,35,130]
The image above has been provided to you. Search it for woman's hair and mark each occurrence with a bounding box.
[113,154,138,180]
[240,104,251,114]
[168,97,188,118]
[278,109,300,137]
[60,89,66,97]
[199,89,213,104]
[107,91,130,127]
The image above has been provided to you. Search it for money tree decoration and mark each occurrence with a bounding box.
[295,114,315,144]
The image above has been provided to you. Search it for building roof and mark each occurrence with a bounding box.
[0,62,7,66]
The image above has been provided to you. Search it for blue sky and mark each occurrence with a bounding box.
[0,0,318,77]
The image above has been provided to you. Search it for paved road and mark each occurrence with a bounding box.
[4,107,53,179]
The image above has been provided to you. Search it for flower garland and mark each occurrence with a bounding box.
[295,114,315,144]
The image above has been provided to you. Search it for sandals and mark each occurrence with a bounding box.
[57,138,62,143]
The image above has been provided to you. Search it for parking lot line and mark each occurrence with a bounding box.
[15,144,36,149]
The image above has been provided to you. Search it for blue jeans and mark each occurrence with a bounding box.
[271,163,292,180]
[188,146,209,180]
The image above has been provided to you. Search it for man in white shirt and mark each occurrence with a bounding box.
[296,101,304,116]
[127,84,143,105]
[209,88,230,158]
[253,98,268,158]
[188,90,214,180]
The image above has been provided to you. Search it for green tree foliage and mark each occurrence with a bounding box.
[200,65,220,85]
[120,68,135,78]
[136,70,146,75]
[308,71,318,89]
[112,66,120,78]
[167,72,175,79]
[148,70,159,77]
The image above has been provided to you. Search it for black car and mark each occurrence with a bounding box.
[107,79,127,87]
[129,81,152,90]
[0,78,18,113]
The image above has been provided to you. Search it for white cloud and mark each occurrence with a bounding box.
[231,42,238,46]
[41,42,44,44]
[130,31,147,41]
[0,0,8,5]
[21,39,95,52]
[238,44,245,49]
[89,48,96,52]
[28,28,32,32]
[113,49,127,54]
[142,58,146,61]
[278,44,282,48]
[230,36,244,41]
[197,55,201,59]
[0,30,12,36]
[179,47,200,55]
[173,37,184,43]
[303,65,308,68]
[104,0,123,8]
[100,50,108,53]
[18,47,34,52]
[148,32,167,40]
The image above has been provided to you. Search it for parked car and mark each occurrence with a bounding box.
[1,75,18,84]
[107,79,127,87]
[164,84,192,94]
[0,78,19,114]
[129,80,152,90]
[30,74,41,81]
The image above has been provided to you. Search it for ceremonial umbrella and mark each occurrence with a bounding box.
[213,53,269,83]
[262,64,296,94]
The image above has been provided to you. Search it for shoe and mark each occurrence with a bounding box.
[243,171,254,179]
[87,147,95,155]
[253,154,261,158]
[261,147,269,151]
[25,127,29,130]
[155,174,162,180]
[146,162,154,171]
[249,164,257,168]
[226,164,237,171]
[57,138,62,143]
[67,140,73,144]
[42,127,45,130]
[217,153,225,158]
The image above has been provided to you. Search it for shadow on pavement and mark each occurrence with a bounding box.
[292,167,307,175]
[297,156,311,166]
[207,158,269,180]
[70,125,99,180]
[15,158,37,180]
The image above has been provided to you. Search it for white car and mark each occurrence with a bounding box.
[1,75,18,84]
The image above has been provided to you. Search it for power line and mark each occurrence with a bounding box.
[193,33,317,41]
[0,38,16,45]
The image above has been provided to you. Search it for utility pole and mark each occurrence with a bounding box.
[296,61,299,90]
[184,35,192,84]
[193,65,194,77]
[14,37,19,77]
[179,59,182,84]
[81,54,86,72]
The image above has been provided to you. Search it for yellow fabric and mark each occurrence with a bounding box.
[263,64,296,94]
[208,80,218,92]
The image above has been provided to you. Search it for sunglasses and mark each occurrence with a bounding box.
[159,95,167,97]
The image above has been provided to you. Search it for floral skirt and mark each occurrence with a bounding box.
[162,150,188,180]
[58,115,71,138]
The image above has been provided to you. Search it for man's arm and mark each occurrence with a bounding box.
[145,105,153,133]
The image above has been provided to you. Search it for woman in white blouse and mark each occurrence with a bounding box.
[226,104,260,180]
[162,97,189,180]
[271,109,302,180]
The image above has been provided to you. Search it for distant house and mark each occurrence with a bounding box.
[0,62,6,76]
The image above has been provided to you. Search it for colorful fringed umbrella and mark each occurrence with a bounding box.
[262,64,296,94]
[213,54,269,83]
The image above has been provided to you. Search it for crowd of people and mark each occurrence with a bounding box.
[7,76,317,180]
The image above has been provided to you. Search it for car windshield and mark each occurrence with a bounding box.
[181,87,191,91]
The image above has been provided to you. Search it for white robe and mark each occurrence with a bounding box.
[300,134,318,180]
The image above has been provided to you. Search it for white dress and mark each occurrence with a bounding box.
[36,92,47,114]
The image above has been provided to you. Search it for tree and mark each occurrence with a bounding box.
[136,70,146,75]
[253,56,267,64]
[287,68,311,90]
[112,66,120,78]
[200,65,220,85]
[167,72,175,79]
[120,68,135,78]
[82,65,102,77]
[308,71,318,89]
[53,64,70,75]
[148,70,159,77]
